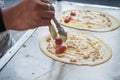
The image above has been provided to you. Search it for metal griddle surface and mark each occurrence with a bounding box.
[0,1,120,80]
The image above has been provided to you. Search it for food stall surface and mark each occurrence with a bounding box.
[0,1,120,80]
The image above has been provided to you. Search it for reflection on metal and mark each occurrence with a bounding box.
[0,29,37,70]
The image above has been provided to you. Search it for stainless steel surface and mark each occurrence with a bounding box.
[49,24,57,39]
[0,29,36,70]
[0,1,120,80]
[53,18,67,41]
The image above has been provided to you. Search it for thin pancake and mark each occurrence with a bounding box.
[40,32,112,66]
[56,9,120,32]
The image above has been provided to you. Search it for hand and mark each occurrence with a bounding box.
[2,0,55,30]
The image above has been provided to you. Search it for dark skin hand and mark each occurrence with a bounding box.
[1,0,55,30]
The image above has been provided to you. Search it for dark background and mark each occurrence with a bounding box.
[4,0,120,7]
[57,0,120,7]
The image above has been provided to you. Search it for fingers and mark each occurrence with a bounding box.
[40,0,50,3]
[33,0,55,20]
[32,18,51,28]
[34,0,55,19]
[35,0,54,10]
[40,3,54,10]
[29,0,55,28]
[39,18,51,26]
[38,10,55,19]
[40,0,54,10]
